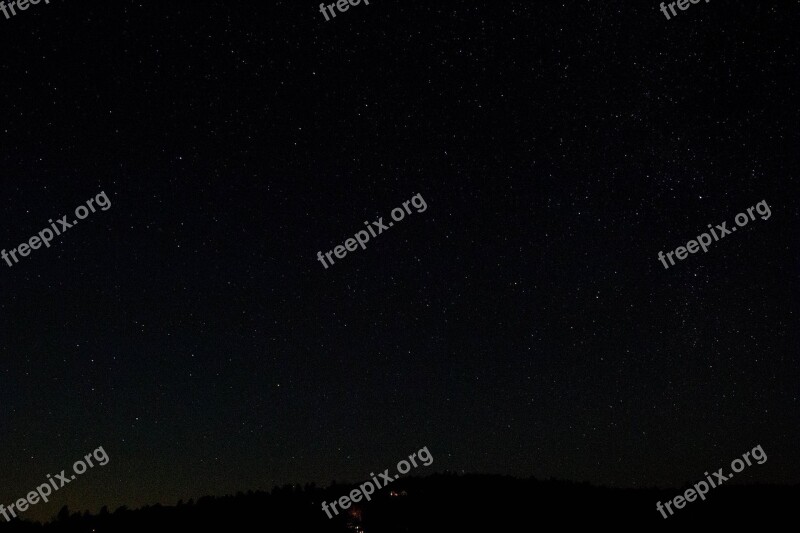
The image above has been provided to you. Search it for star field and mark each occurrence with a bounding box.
[0,0,798,522]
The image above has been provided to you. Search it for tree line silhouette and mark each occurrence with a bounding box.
[0,473,795,531]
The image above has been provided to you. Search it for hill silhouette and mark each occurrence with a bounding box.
[0,473,795,530]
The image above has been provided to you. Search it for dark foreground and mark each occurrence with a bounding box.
[0,474,795,531]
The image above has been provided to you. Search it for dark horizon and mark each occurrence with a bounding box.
[2,473,800,529]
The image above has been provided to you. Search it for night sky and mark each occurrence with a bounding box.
[1,0,798,522]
